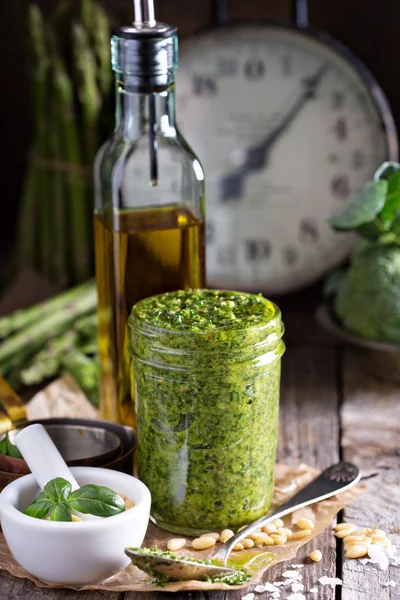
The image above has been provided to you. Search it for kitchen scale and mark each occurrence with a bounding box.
[175,0,398,294]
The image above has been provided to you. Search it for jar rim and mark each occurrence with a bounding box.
[129,289,283,336]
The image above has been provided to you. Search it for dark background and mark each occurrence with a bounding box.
[1,0,400,285]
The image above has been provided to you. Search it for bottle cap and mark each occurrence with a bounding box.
[111,0,178,91]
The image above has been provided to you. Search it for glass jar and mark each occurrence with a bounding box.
[128,289,285,535]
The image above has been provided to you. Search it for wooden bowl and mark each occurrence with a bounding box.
[316,304,400,383]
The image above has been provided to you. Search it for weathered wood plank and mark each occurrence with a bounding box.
[0,570,123,599]
[341,352,400,600]
[263,346,340,599]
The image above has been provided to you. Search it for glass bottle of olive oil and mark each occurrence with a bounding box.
[94,10,205,426]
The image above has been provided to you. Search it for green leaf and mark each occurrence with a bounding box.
[44,477,72,503]
[327,180,388,231]
[379,170,400,227]
[356,218,388,240]
[50,502,72,522]
[25,492,53,519]
[0,433,23,459]
[69,484,126,517]
[374,161,400,181]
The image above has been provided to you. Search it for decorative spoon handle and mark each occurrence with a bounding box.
[213,462,360,563]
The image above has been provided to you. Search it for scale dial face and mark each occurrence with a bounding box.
[176,25,395,294]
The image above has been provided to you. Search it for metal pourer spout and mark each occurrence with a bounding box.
[133,0,156,27]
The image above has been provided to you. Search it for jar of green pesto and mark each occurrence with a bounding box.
[128,289,285,536]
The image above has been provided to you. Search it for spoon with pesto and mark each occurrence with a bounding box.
[125,461,360,583]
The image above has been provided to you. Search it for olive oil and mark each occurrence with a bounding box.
[94,205,205,425]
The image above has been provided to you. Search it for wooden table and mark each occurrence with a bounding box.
[0,309,399,599]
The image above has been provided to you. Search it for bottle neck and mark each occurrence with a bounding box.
[115,76,177,140]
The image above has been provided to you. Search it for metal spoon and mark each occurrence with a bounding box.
[125,461,360,582]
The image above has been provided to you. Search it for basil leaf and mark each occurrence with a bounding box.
[69,484,126,517]
[44,477,72,503]
[25,492,53,519]
[327,180,388,231]
[0,433,23,459]
[50,502,72,522]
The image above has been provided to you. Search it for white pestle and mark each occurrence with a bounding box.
[16,423,98,521]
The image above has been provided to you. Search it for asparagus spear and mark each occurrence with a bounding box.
[81,0,112,98]
[61,351,99,406]
[74,313,98,340]
[0,285,97,364]
[20,330,78,386]
[48,29,92,284]
[16,5,51,276]
[72,22,101,164]
[48,39,68,287]
[0,281,94,339]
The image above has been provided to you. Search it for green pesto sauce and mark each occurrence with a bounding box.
[129,289,285,535]
[133,289,275,331]
[127,546,250,586]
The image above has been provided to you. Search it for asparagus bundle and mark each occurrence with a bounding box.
[0,282,99,405]
[16,1,114,287]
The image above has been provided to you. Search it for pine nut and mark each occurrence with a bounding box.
[233,543,244,551]
[273,518,284,528]
[118,493,127,502]
[342,535,366,544]
[296,518,315,530]
[369,529,387,540]
[336,526,358,538]
[345,544,368,559]
[252,532,271,540]
[192,537,216,550]
[310,550,322,562]
[277,528,287,542]
[71,515,82,522]
[247,532,262,541]
[282,528,293,540]
[200,532,220,542]
[220,529,234,543]
[353,528,368,536]
[262,523,278,534]
[254,535,275,546]
[344,536,372,550]
[270,534,285,545]
[167,538,186,552]
[336,522,357,531]
[293,529,312,540]
[242,539,254,549]
[125,498,135,509]
[372,538,391,547]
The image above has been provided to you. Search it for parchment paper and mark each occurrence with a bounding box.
[0,462,365,592]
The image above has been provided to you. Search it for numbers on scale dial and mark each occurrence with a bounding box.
[283,246,299,266]
[245,239,271,262]
[332,117,348,141]
[192,75,218,96]
[243,58,266,79]
[331,175,351,199]
[299,217,320,243]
